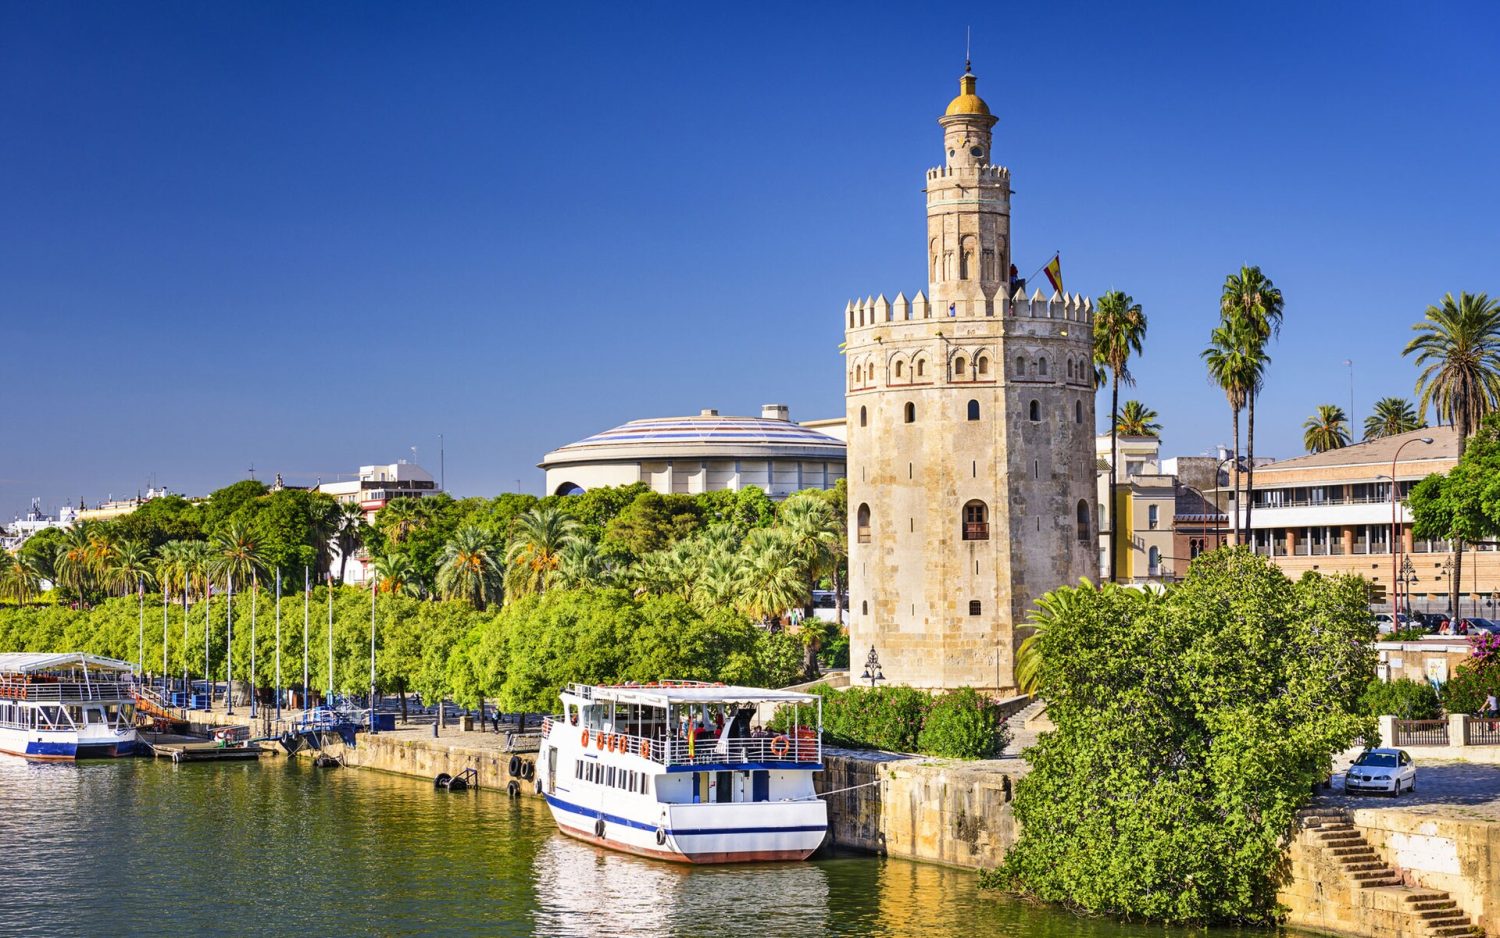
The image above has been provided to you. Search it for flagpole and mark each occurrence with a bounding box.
[249,573,257,720]
[275,568,282,722]
[161,583,169,698]
[226,573,235,715]
[326,572,334,706]
[302,567,310,712]
[137,577,145,676]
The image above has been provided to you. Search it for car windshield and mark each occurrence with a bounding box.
[1355,752,1399,768]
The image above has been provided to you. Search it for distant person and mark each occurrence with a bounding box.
[1485,693,1498,719]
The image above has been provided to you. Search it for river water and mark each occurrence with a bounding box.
[1,756,1309,937]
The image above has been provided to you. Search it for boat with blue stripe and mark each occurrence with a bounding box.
[0,652,139,762]
[537,681,828,864]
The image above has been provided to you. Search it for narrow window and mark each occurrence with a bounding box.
[962,500,989,541]
[867,363,875,381]
[904,402,916,423]
[1075,400,1083,424]
[856,503,871,543]
[1015,355,1025,375]
[895,361,905,378]
[916,359,926,378]
[861,600,869,615]
[977,356,989,376]
[1029,400,1041,421]
[859,406,867,428]
[1038,357,1048,376]
[1067,359,1074,379]
[969,600,982,616]
[1148,505,1159,530]
[1077,500,1090,543]
[955,356,966,376]
[1148,546,1161,574]
[967,400,980,421]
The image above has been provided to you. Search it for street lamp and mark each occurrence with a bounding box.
[1213,454,1246,549]
[1389,437,1435,620]
[1397,555,1418,623]
[859,646,884,688]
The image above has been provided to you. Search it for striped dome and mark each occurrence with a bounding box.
[541,411,845,466]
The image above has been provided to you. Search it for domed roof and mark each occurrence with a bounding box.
[541,409,846,467]
[944,69,990,117]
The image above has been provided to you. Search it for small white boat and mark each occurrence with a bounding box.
[0,652,140,761]
[537,681,827,864]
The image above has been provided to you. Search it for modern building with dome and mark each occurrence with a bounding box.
[540,404,846,499]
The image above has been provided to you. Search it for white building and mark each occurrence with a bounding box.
[317,461,440,583]
[540,405,846,499]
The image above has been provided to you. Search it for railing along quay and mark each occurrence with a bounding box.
[1392,719,1449,747]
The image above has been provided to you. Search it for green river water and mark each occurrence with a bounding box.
[0,755,1314,938]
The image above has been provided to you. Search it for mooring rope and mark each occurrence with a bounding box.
[807,778,882,799]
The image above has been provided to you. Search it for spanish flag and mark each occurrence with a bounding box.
[1043,255,1064,295]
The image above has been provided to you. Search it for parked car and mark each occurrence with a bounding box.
[1459,617,1499,635]
[1344,748,1417,795]
[1372,613,1415,634]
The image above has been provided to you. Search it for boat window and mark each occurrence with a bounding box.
[86,707,104,725]
[67,705,84,727]
[575,761,582,780]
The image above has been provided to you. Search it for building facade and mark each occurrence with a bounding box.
[844,66,1097,693]
[1096,435,1229,585]
[1223,426,1500,614]
[318,461,440,583]
[540,405,845,500]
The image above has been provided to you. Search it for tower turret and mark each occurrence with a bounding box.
[927,66,1011,307]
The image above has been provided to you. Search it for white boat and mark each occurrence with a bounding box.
[537,681,827,864]
[0,652,140,761]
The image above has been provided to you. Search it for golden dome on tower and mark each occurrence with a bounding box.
[944,66,991,116]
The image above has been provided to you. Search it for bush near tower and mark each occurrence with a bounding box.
[983,550,1373,923]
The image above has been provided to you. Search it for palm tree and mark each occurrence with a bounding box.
[53,521,104,603]
[1114,400,1162,438]
[436,526,503,609]
[504,505,581,600]
[736,528,808,628]
[1202,318,1265,545]
[555,540,607,590]
[1018,582,1093,694]
[1363,397,1426,441]
[107,540,156,596]
[377,497,432,546]
[1092,290,1147,582]
[332,501,367,584]
[372,552,422,598]
[212,522,264,588]
[1403,291,1500,617]
[154,540,193,599]
[777,492,841,616]
[0,550,43,605]
[179,540,216,602]
[1302,404,1351,454]
[1220,266,1284,539]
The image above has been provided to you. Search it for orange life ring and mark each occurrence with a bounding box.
[609,734,618,753]
[639,738,650,759]
[770,735,790,758]
[595,731,607,750]
[581,728,590,746]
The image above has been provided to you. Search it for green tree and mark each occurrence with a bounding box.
[503,505,581,601]
[736,527,807,627]
[331,501,367,584]
[1363,397,1426,441]
[602,491,700,558]
[436,526,504,610]
[1113,400,1161,437]
[1302,403,1351,453]
[987,551,1372,923]
[111,494,203,548]
[106,540,156,596]
[1093,290,1148,582]
[1220,266,1284,540]
[1407,413,1500,617]
[1404,292,1500,615]
[0,550,44,605]
[212,521,264,590]
[1202,317,1265,545]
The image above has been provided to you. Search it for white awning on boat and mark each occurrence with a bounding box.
[0,652,136,674]
[567,682,818,709]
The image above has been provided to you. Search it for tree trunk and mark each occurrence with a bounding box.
[832,567,845,627]
[1245,391,1257,550]
[1109,378,1120,582]
[1231,406,1242,545]
[337,543,349,586]
[398,676,408,724]
[1452,411,1471,618]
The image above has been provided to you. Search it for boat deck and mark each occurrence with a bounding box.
[147,738,266,763]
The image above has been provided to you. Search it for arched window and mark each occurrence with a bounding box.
[1076,500,1090,543]
[856,504,871,544]
[894,361,904,378]
[967,400,980,421]
[954,356,967,377]
[1148,546,1161,574]
[1038,357,1048,376]
[859,405,867,428]
[1015,355,1026,376]
[1029,400,1041,421]
[867,363,875,381]
[862,600,869,616]
[1148,505,1159,530]
[1067,358,1075,379]
[968,600,982,616]
[916,359,926,378]
[904,402,916,423]
[977,355,989,376]
[962,500,989,540]
[1075,400,1083,423]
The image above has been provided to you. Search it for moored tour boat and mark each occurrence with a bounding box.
[537,681,827,864]
[0,653,140,761]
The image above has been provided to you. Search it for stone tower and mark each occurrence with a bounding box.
[843,65,1097,694]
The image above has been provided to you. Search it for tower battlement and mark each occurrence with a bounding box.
[926,164,1010,183]
[844,288,1093,332]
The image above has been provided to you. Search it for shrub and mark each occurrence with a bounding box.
[1358,677,1441,719]
[1441,662,1500,714]
[1389,626,1427,641]
[916,687,1008,759]
[770,682,931,753]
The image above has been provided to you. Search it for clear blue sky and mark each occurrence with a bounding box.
[4,1,1498,519]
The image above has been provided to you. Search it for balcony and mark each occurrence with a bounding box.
[963,522,990,541]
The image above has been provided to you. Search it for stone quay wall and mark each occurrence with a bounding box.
[1355,807,1500,936]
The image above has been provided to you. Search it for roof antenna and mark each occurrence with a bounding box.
[965,25,971,72]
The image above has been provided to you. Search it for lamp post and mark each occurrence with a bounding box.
[1390,437,1435,618]
[1213,454,1244,549]
[859,646,884,689]
[1398,556,1418,624]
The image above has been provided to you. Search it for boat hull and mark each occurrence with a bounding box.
[544,792,827,864]
[0,727,138,762]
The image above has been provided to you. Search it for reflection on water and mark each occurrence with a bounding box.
[0,756,1315,938]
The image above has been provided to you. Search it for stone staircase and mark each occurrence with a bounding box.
[1292,811,1481,938]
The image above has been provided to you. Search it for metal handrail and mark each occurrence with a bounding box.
[557,723,822,767]
[0,681,135,702]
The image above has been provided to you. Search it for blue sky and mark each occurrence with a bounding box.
[3,1,1498,518]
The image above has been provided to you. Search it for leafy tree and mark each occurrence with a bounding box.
[1407,413,1500,615]
[1220,266,1284,540]
[988,550,1372,923]
[1093,290,1147,582]
[1358,677,1441,719]
[778,490,841,628]
[1363,397,1426,440]
[736,527,807,626]
[602,491,700,558]
[212,521,264,590]
[503,505,581,600]
[1302,404,1351,453]
[329,501,367,584]
[111,494,203,548]
[1113,400,1161,437]
[1202,316,1265,545]
[199,479,270,532]
[106,540,156,596]
[696,486,776,535]
[916,687,1009,759]
[0,550,44,604]
[1441,658,1500,714]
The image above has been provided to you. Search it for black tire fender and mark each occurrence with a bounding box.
[507,780,520,798]
[508,755,522,777]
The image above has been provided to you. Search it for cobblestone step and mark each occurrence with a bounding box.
[1330,845,1379,858]
[1412,901,1460,913]
[1426,925,1479,938]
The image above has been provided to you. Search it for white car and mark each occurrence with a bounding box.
[1344,748,1417,795]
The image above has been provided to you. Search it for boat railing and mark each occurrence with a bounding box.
[0,680,135,702]
[559,723,822,768]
